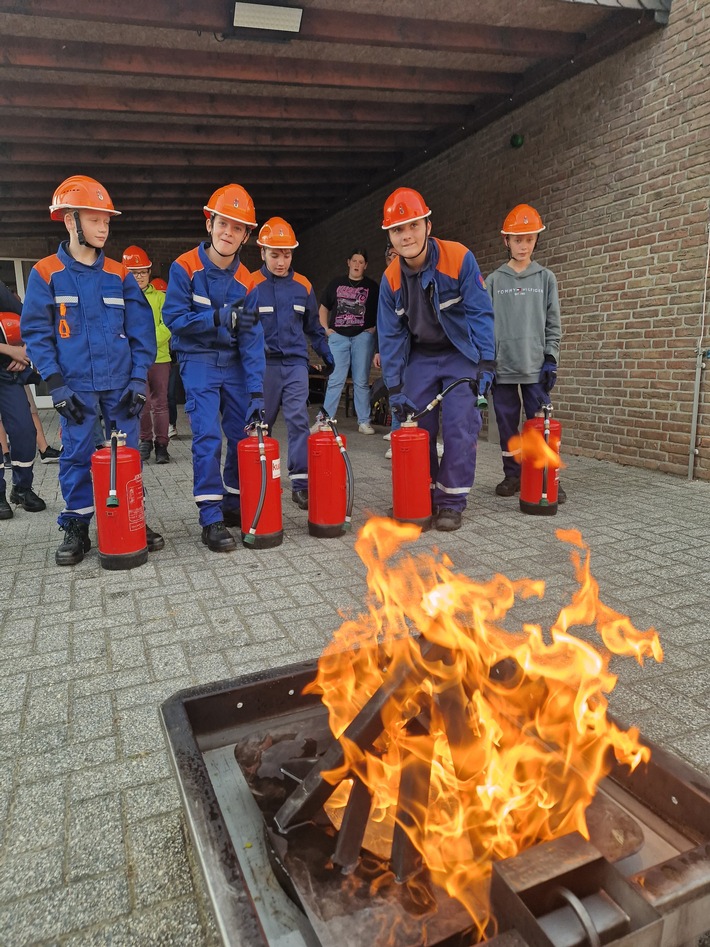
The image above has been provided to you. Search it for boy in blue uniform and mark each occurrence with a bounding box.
[251,217,334,509]
[21,175,164,565]
[377,187,495,532]
[486,204,565,502]
[162,184,265,552]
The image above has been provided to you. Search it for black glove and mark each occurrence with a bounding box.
[118,378,147,417]
[320,351,335,376]
[245,393,265,425]
[475,360,496,400]
[539,357,557,392]
[389,392,418,422]
[48,375,86,424]
[215,304,260,334]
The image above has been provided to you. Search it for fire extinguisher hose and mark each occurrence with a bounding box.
[107,424,119,508]
[410,376,484,421]
[327,418,354,531]
[540,401,553,506]
[244,424,268,546]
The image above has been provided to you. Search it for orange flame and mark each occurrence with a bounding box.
[508,425,565,470]
[306,519,662,937]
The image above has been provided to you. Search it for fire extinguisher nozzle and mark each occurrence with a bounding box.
[243,532,256,546]
[106,497,119,508]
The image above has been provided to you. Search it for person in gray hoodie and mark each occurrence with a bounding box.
[486,204,565,501]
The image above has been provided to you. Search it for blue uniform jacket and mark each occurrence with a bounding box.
[21,242,156,391]
[162,242,264,392]
[251,265,330,363]
[377,237,495,391]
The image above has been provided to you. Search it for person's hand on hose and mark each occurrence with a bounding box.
[119,378,147,417]
[214,304,260,335]
[47,374,86,423]
[475,360,496,400]
[245,393,265,425]
[539,357,557,392]
[389,391,418,422]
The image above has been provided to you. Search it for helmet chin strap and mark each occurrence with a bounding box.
[73,211,101,250]
[401,220,430,266]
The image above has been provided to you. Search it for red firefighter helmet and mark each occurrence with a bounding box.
[122,245,152,270]
[257,217,299,249]
[151,277,168,292]
[203,184,257,228]
[49,175,120,221]
[501,204,545,235]
[382,187,431,230]
[0,311,22,346]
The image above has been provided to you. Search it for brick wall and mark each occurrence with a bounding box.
[296,0,710,480]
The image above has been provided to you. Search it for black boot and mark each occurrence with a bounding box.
[201,521,236,552]
[0,491,13,520]
[138,440,153,462]
[292,489,308,510]
[10,486,47,512]
[146,525,165,552]
[56,520,91,566]
[154,443,170,465]
[223,508,241,528]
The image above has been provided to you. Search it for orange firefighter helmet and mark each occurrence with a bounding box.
[382,187,431,230]
[203,184,257,228]
[501,204,546,235]
[49,175,120,221]
[122,245,152,270]
[0,312,22,346]
[256,217,299,249]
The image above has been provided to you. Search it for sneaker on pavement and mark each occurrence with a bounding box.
[557,485,567,504]
[358,422,375,435]
[383,431,392,441]
[154,443,170,464]
[138,440,153,461]
[0,492,13,520]
[495,476,521,497]
[434,508,463,532]
[385,447,392,459]
[201,521,237,552]
[10,486,46,512]
[168,424,177,439]
[56,520,91,566]
[292,489,309,510]
[40,445,62,463]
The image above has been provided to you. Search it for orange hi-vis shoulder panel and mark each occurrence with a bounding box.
[292,272,312,294]
[102,257,127,279]
[250,270,267,288]
[434,239,468,280]
[34,255,65,285]
[384,258,401,293]
[235,261,254,292]
[175,247,204,281]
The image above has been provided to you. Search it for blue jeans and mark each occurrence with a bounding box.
[323,331,376,424]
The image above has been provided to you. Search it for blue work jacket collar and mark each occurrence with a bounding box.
[57,240,105,272]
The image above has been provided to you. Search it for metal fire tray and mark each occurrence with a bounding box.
[160,661,710,947]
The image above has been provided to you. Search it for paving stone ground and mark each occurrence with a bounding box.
[1,406,709,945]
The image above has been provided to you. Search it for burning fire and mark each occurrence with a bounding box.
[305,519,663,936]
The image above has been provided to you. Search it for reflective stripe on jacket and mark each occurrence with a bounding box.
[251,265,330,363]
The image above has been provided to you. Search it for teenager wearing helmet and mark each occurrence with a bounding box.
[162,184,264,553]
[251,217,334,510]
[122,246,171,465]
[20,175,164,565]
[486,204,564,502]
[377,187,496,531]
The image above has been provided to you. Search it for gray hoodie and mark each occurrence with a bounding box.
[486,261,561,385]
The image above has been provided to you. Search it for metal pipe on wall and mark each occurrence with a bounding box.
[687,216,710,481]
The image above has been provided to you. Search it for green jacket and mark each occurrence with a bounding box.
[144,284,171,363]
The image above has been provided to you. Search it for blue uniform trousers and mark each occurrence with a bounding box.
[403,348,482,513]
[264,358,309,493]
[493,382,549,478]
[179,354,246,527]
[0,374,36,493]
[57,388,139,527]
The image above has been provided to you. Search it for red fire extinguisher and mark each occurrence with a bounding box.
[519,403,562,516]
[91,426,148,570]
[238,421,283,548]
[391,377,484,530]
[308,416,354,538]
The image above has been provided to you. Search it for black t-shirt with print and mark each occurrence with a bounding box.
[320,275,379,338]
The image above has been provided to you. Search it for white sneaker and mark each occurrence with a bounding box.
[358,422,375,435]
[168,424,177,439]
[385,447,392,459]
[383,431,392,441]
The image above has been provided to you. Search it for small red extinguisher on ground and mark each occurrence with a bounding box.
[238,421,283,548]
[91,425,148,570]
[391,420,433,529]
[519,403,562,516]
[308,416,354,537]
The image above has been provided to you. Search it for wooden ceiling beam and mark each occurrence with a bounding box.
[0,116,426,152]
[0,2,581,58]
[0,36,517,96]
[0,166,366,186]
[0,80,465,126]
